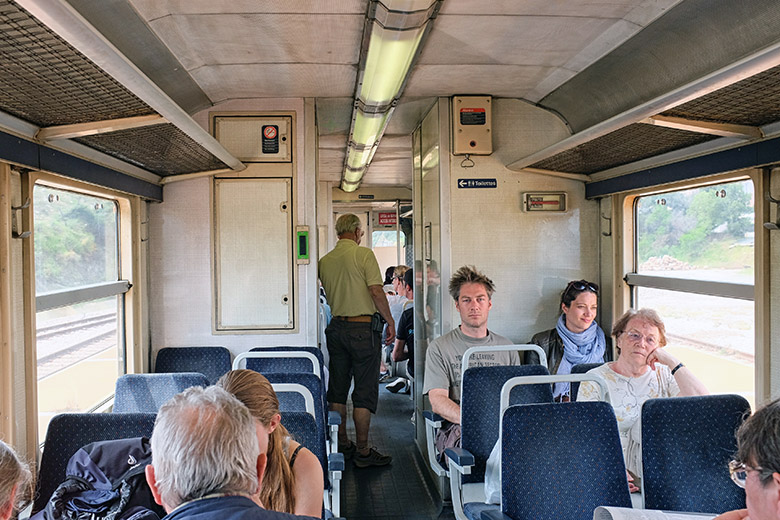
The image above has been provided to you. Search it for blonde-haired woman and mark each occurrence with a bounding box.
[217,370,323,517]
[0,440,32,520]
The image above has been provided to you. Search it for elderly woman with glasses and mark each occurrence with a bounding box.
[579,308,708,492]
[526,279,608,402]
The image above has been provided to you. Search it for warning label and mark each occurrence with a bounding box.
[262,125,279,154]
[460,108,486,125]
[377,212,397,226]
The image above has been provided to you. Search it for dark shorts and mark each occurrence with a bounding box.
[325,319,381,413]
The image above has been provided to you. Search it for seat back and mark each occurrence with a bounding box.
[235,351,321,378]
[250,346,326,380]
[265,372,327,454]
[154,346,231,385]
[501,402,631,520]
[570,362,604,401]
[641,394,750,513]
[113,373,209,413]
[280,410,332,495]
[460,364,552,483]
[34,412,157,513]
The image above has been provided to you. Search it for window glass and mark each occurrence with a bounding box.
[636,287,754,408]
[634,179,755,408]
[33,185,124,442]
[636,180,754,283]
[34,186,118,292]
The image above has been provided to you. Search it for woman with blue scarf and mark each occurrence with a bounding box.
[525,279,607,401]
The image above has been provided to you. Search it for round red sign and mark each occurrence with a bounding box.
[263,126,277,139]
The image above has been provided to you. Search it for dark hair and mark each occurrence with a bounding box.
[736,398,780,486]
[561,280,599,308]
[448,265,495,301]
[384,266,396,285]
[403,268,414,290]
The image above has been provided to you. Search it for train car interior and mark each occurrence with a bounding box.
[2,1,780,519]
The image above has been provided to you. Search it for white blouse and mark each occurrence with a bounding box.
[578,362,680,476]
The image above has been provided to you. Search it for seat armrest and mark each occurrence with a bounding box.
[328,452,345,472]
[328,411,341,425]
[444,447,474,475]
[481,511,511,520]
[423,410,444,427]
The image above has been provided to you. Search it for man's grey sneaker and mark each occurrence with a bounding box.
[386,378,406,393]
[339,440,357,460]
[378,371,392,383]
[354,446,392,468]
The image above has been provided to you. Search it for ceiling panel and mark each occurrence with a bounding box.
[192,64,357,102]
[404,64,558,98]
[128,0,365,19]
[143,14,362,71]
[439,0,681,22]
[420,15,628,67]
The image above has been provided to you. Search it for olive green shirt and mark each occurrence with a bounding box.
[318,238,383,317]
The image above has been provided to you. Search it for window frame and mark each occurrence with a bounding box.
[26,172,138,446]
[614,168,769,403]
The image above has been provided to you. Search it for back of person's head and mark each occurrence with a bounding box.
[736,398,780,486]
[403,268,414,292]
[217,370,296,513]
[448,265,495,301]
[150,385,259,509]
[393,265,409,279]
[560,279,599,308]
[384,266,396,286]
[0,441,31,520]
[335,214,361,236]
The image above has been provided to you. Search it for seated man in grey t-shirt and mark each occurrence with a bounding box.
[423,265,519,465]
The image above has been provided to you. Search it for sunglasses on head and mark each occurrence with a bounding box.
[565,280,599,296]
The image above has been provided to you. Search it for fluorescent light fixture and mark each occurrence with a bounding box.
[340,0,442,192]
[346,145,374,170]
[352,111,390,147]
[359,25,426,106]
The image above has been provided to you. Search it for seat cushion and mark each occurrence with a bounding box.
[464,502,499,520]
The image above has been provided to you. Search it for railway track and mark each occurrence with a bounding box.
[36,314,118,380]
[666,332,754,363]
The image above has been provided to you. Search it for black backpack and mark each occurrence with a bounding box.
[33,437,165,520]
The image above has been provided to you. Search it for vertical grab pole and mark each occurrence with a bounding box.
[396,199,401,265]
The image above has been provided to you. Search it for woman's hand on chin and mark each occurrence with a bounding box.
[645,347,679,371]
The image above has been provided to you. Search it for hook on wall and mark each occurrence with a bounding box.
[460,154,474,168]
[11,197,31,239]
[600,212,612,237]
[764,191,780,231]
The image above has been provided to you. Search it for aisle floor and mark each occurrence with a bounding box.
[339,386,446,520]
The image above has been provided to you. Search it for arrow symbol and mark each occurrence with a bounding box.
[458,179,467,188]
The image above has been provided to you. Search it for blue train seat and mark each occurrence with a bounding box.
[570,362,604,401]
[154,346,231,385]
[33,412,157,514]
[641,394,750,513]
[482,401,631,520]
[113,372,209,413]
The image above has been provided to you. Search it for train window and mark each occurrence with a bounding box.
[630,179,755,405]
[372,230,406,274]
[33,184,127,441]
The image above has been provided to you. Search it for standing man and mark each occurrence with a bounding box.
[423,265,520,464]
[319,214,395,467]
